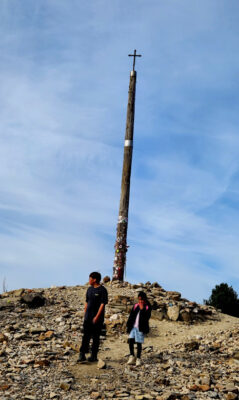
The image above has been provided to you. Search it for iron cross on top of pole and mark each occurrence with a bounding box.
[128,49,142,71]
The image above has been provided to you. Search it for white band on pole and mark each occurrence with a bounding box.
[124,140,133,147]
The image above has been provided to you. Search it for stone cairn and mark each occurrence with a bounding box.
[0,280,238,400]
[104,279,218,336]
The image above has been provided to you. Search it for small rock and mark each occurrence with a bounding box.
[225,383,237,393]
[0,333,7,342]
[49,393,58,399]
[198,384,210,391]
[109,314,120,321]
[60,382,71,391]
[39,330,54,340]
[34,359,50,367]
[226,393,238,400]
[200,374,211,386]
[103,276,111,283]
[91,392,101,399]
[97,358,106,369]
[0,384,10,390]
[184,341,199,351]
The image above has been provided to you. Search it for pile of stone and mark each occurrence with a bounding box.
[0,280,238,400]
[104,280,218,336]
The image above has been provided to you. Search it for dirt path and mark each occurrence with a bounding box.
[69,313,239,381]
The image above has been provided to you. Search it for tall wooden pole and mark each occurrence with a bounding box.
[113,50,141,281]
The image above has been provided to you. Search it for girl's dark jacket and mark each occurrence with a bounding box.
[126,303,151,334]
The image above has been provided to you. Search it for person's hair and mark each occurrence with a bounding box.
[138,291,151,308]
[89,272,101,283]
[138,291,147,301]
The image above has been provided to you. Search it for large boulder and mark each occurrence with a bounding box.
[103,276,111,283]
[0,297,19,310]
[167,291,181,301]
[167,304,180,321]
[151,309,166,321]
[21,292,46,308]
[180,309,192,322]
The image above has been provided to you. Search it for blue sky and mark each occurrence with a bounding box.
[1,0,239,303]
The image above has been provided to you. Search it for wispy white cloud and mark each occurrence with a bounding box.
[0,0,239,302]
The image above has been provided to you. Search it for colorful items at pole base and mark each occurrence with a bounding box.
[113,219,129,281]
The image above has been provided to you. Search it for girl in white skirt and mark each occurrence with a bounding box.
[126,291,151,366]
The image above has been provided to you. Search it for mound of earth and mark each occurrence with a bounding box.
[0,281,238,399]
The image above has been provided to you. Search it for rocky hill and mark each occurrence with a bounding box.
[0,280,239,400]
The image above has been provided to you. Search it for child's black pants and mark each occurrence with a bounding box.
[80,321,102,357]
[129,338,142,359]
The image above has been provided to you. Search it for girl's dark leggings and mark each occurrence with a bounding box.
[129,338,142,359]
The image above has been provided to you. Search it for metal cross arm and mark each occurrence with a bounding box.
[128,49,142,71]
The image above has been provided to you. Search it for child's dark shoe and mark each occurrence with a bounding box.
[87,355,98,362]
[77,353,86,362]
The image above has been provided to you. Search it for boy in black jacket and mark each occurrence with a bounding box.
[126,291,151,366]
